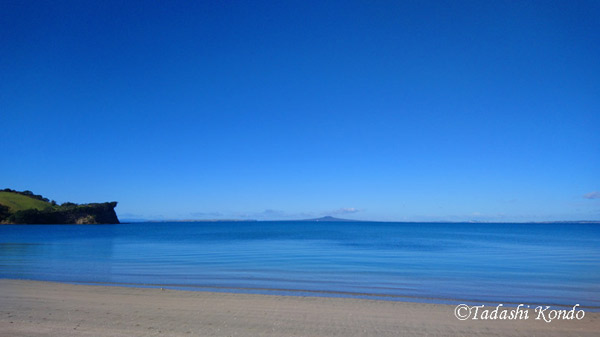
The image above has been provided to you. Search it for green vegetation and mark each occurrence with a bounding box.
[0,191,54,212]
[0,189,119,224]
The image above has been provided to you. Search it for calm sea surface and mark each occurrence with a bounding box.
[1,222,599,307]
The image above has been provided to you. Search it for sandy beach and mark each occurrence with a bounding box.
[0,279,597,337]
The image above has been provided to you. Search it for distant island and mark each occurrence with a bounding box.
[302,216,364,222]
[0,189,119,224]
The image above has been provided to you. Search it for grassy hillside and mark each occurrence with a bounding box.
[0,191,54,212]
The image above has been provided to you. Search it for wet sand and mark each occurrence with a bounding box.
[0,279,597,336]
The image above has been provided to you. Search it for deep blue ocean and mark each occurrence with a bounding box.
[1,221,599,308]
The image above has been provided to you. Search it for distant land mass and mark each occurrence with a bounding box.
[0,189,119,224]
[301,216,364,222]
[122,216,364,223]
[123,216,599,224]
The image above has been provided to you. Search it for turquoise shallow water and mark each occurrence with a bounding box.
[1,221,599,307]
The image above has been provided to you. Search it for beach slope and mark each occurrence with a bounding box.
[0,279,597,337]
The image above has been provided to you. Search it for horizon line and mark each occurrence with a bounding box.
[119,217,600,224]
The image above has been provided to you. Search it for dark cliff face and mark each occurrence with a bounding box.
[60,202,120,224]
[4,202,120,224]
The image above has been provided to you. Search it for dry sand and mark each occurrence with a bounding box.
[0,279,597,336]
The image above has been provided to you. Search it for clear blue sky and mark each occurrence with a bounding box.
[2,1,599,221]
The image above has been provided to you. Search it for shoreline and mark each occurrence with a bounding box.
[1,279,598,336]
[16,278,600,311]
